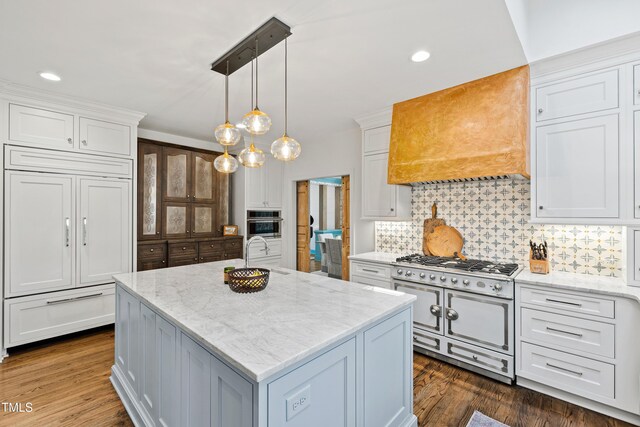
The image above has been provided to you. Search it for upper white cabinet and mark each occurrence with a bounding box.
[5,171,74,296]
[635,111,640,219]
[78,178,131,286]
[246,156,282,209]
[9,104,75,150]
[358,123,411,221]
[535,115,619,218]
[535,70,619,122]
[634,65,640,105]
[363,152,398,218]
[7,103,134,158]
[79,117,131,157]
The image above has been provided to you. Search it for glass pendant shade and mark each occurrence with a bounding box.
[213,149,239,173]
[214,122,242,146]
[238,143,266,168]
[241,108,272,135]
[271,134,301,161]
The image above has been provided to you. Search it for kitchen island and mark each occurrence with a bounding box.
[111,259,417,427]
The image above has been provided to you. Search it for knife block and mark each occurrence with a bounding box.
[529,250,550,274]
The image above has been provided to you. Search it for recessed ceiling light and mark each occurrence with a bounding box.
[39,72,61,81]
[411,51,431,63]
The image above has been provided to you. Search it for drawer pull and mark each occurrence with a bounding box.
[150,248,154,252]
[546,362,583,376]
[362,268,379,273]
[545,298,582,307]
[47,292,103,305]
[182,247,186,250]
[472,355,478,361]
[546,326,583,338]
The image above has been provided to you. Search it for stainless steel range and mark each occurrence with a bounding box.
[392,254,522,384]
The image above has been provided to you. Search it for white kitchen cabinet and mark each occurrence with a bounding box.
[635,111,640,219]
[140,304,158,425]
[8,104,75,150]
[245,156,282,209]
[349,259,392,289]
[211,352,253,427]
[78,178,131,286]
[180,333,212,427]
[363,309,413,427]
[79,117,131,157]
[359,124,411,221]
[4,283,114,347]
[535,114,619,219]
[635,230,640,283]
[4,171,74,297]
[156,315,178,427]
[116,286,141,400]
[535,69,619,122]
[268,338,356,427]
[363,152,397,218]
[634,64,640,105]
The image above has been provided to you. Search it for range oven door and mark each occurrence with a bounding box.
[443,289,513,355]
[393,280,443,335]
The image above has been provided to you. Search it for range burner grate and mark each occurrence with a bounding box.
[395,254,519,277]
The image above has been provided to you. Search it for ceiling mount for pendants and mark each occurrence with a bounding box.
[211,17,292,76]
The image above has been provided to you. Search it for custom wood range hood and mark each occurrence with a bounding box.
[388,65,530,184]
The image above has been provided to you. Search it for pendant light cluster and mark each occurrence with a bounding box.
[212,19,301,174]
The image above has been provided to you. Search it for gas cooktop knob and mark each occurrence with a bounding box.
[419,272,426,279]
[405,270,412,276]
[429,274,436,280]
[397,269,403,275]
[450,277,458,284]
[440,276,447,282]
[494,283,503,292]
[463,279,470,286]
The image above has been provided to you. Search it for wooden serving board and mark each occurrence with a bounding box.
[426,225,464,258]
[422,203,446,255]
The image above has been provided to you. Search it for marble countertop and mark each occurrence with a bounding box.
[516,269,640,304]
[348,251,402,264]
[113,259,415,382]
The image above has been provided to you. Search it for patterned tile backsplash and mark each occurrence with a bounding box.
[375,180,624,277]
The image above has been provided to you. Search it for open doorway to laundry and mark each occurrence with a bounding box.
[296,176,350,280]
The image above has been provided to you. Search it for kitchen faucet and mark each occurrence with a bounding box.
[245,236,270,268]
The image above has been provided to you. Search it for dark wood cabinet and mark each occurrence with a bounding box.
[137,138,239,272]
[137,237,243,271]
[138,142,163,241]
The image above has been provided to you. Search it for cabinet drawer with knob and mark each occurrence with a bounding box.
[535,69,619,122]
[137,243,167,261]
[223,238,243,252]
[168,242,198,258]
[198,240,224,256]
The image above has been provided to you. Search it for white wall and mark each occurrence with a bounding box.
[506,0,640,62]
[281,124,375,270]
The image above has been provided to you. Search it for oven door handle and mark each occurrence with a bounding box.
[429,304,442,317]
[247,218,284,223]
[445,308,459,321]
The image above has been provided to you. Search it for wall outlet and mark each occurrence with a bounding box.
[286,385,311,421]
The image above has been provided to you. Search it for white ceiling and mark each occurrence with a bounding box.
[506,0,640,62]
[0,0,527,143]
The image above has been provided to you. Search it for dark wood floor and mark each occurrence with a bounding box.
[0,326,632,427]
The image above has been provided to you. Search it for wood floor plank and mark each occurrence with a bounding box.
[0,327,633,426]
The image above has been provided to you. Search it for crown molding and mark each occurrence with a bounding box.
[530,31,640,82]
[0,79,146,123]
[354,107,392,130]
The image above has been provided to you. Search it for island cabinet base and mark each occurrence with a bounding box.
[111,284,417,427]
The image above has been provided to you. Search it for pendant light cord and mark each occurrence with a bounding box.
[225,61,229,122]
[255,37,259,109]
[250,56,254,111]
[284,37,288,135]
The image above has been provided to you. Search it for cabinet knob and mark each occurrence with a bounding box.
[182,246,186,250]
[194,258,197,261]
[81,139,87,145]
[210,244,214,247]
[67,137,73,144]
[192,229,195,233]
[150,248,154,252]
[200,257,203,260]
[538,108,544,114]
[162,260,165,264]
[539,206,543,210]
[187,194,190,198]
[156,231,160,234]
[390,208,394,212]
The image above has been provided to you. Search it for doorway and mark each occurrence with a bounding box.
[296,176,350,280]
